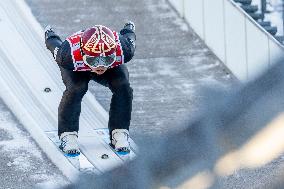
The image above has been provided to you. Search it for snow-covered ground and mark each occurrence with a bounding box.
[0,98,68,189]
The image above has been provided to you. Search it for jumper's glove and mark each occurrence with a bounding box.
[44,25,56,41]
[120,21,136,49]
[44,25,62,60]
[124,21,135,32]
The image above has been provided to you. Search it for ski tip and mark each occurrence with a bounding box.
[65,153,80,157]
[116,151,130,156]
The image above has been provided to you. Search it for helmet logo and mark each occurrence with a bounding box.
[83,26,116,55]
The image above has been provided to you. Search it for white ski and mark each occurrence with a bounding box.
[94,128,137,161]
[46,130,137,173]
[46,131,99,173]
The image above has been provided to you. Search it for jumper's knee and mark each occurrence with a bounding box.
[111,82,133,101]
[66,84,88,100]
[112,83,133,99]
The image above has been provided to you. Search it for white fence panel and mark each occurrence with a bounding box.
[168,0,284,81]
[203,0,226,63]
[246,20,270,80]
[269,39,284,66]
[224,0,247,81]
[184,0,204,39]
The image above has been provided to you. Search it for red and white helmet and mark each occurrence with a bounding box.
[81,25,117,68]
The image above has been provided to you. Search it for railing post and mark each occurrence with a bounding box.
[261,0,267,15]
[282,0,284,36]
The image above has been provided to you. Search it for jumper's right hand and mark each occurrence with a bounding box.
[44,25,54,41]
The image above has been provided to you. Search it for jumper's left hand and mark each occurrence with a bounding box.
[124,21,135,32]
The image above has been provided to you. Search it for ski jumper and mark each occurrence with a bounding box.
[45,27,136,137]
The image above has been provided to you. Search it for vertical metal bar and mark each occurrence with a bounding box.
[261,0,267,14]
[282,0,284,36]
[202,0,205,40]
[223,0,227,65]
[244,18,249,80]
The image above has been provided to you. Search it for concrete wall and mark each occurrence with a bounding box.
[168,0,284,81]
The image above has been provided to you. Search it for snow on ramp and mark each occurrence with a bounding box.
[0,0,129,181]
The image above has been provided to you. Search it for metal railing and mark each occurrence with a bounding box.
[236,0,284,43]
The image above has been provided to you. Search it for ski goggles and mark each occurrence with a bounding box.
[83,53,116,68]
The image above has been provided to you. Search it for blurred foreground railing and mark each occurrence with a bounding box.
[53,58,284,189]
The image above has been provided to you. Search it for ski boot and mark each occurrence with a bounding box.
[111,129,131,155]
[59,131,80,157]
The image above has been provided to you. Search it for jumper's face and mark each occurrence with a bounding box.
[90,66,108,75]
